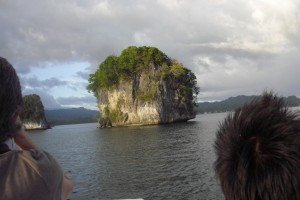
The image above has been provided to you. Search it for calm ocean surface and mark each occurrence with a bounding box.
[28,113,228,200]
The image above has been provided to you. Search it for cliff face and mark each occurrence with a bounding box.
[21,94,49,130]
[97,64,196,127]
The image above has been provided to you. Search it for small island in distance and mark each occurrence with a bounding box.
[20,94,100,129]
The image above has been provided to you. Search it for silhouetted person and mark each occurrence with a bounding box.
[0,57,73,200]
[214,92,300,200]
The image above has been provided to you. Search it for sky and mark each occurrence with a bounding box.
[1,0,299,110]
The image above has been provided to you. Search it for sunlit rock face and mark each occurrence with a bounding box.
[97,69,195,127]
[23,119,48,130]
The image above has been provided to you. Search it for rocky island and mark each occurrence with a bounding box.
[88,46,199,127]
[20,94,49,130]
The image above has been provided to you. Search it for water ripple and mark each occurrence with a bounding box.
[28,113,228,200]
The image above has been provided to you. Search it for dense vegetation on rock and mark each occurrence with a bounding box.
[21,94,46,122]
[88,46,169,91]
[87,46,200,126]
[88,46,199,104]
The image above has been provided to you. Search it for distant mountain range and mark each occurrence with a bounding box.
[44,96,300,125]
[45,107,99,125]
[196,95,300,114]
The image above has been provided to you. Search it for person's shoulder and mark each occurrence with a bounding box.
[20,149,64,198]
[19,149,63,174]
[1,149,64,199]
[24,149,56,162]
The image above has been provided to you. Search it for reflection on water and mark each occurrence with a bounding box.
[28,113,228,200]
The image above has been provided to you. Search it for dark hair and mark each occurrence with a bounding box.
[214,92,300,200]
[0,57,23,142]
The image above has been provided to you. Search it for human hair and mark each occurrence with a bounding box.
[214,92,300,200]
[0,57,23,142]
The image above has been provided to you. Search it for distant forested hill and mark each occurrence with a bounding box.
[45,107,99,125]
[196,95,300,114]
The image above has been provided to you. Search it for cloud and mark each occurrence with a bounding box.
[76,71,90,80]
[20,76,68,90]
[1,0,299,107]
[22,89,97,110]
[196,49,300,101]
[56,96,96,105]
[56,95,98,110]
[75,65,93,80]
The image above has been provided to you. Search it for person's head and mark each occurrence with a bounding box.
[214,92,300,200]
[0,57,23,142]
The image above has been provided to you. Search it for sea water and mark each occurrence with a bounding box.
[28,113,228,200]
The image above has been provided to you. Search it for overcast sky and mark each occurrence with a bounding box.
[1,0,299,110]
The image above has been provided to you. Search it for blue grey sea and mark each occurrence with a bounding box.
[28,113,228,200]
